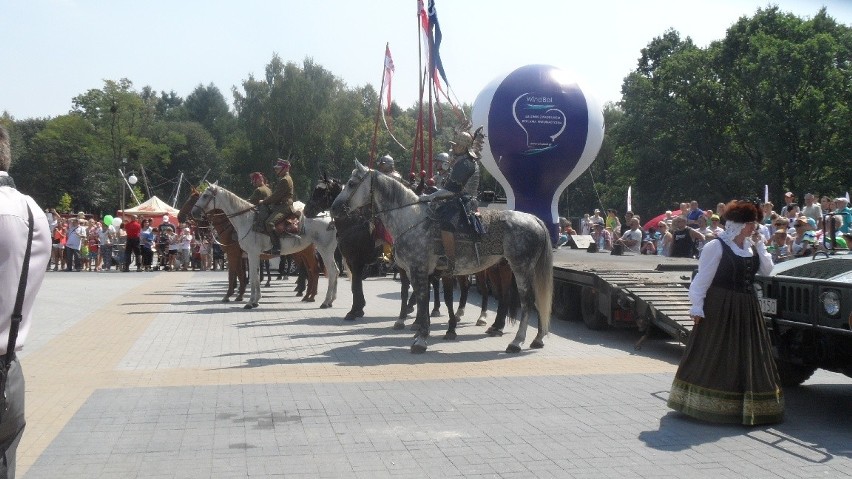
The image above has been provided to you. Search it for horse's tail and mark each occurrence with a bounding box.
[532,223,554,335]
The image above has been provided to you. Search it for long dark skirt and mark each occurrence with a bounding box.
[668,286,784,425]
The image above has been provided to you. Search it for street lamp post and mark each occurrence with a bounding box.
[119,158,138,220]
[120,158,127,219]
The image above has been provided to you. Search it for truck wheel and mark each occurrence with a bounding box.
[581,287,608,330]
[775,360,816,387]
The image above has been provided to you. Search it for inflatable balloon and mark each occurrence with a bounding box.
[472,64,604,243]
[112,217,122,227]
[103,215,113,226]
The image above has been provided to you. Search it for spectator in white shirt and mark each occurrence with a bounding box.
[0,125,51,477]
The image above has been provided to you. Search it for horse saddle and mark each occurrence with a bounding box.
[253,206,301,235]
[430,211,503,257]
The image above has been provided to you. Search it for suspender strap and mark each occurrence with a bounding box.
[6,203,34,365]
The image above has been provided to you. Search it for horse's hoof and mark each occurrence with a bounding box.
[222,298,230,303]
[320,303,331,309]
[430,309,441,317]
[296,292,303,297]
[475,319,487,326]
[406,305,415,316]
[409,322,420,331]
[505,344,522,354]
[301,297,315,303]
[411,337,428,354]
[344,313,357,321]
[530,339,545,349]
[456,308,465,319]
[353,310,364,318]
[235,297,244,302]
[243,304,253,310]
[393,320,405,330]
[443,332,457,340]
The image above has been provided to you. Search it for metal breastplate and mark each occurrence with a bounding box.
[445,156,478,195]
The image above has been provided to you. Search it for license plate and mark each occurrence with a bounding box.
[760,298,777,315]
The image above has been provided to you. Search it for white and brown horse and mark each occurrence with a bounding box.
[192,184,339,309]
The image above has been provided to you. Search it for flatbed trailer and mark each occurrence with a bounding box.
[551,248,699,348]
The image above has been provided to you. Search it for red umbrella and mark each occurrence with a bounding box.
[643,210,681,231]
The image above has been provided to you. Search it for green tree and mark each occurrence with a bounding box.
[185,83,235,149]
[616,7,852,218]
[233,55,349,198]
[718,7,852,200]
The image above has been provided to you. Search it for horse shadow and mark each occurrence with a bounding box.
[214,319,544,371]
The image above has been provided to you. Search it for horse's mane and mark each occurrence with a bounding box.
[370,170,419,205]
[210,184,253,210]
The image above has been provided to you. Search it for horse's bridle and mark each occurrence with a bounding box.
[339,168,430,240]
[195,187,262,245]
[200,187,256,220]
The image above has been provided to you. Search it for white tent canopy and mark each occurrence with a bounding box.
[119,196,180,216]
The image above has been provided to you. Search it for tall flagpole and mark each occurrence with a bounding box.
[414,1,427,179]
[369,43,390,167]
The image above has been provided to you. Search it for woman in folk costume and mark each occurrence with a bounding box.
[668,199,784,425]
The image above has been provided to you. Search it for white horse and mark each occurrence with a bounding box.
[330,161,553,354]
[192,184,339,309]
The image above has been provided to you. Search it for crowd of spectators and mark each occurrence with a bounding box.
[561,192,851,261]
[44,211,224,273]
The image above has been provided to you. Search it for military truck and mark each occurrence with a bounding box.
[754,245,852,386]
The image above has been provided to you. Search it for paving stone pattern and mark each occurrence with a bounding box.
[20,270,852,478]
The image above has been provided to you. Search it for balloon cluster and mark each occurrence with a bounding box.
[102,215,122,227]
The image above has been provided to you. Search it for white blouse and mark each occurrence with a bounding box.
[688,236,773,317]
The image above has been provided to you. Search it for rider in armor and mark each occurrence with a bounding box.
[418,129,482,275]
[259,159,295,255]
[432,152,451,188]
[376,154,403,181]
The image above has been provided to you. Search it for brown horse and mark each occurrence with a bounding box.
[177,189,321,303]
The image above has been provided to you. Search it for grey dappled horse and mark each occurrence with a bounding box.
[330,161,553,354]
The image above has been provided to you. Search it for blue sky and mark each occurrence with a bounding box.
[2,0,850,120]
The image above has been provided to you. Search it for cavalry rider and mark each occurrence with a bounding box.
[418,130,481,275]
[376,154,403,181]
[258,158,295,255]
[432,152,451,188]
[247,171,271,206]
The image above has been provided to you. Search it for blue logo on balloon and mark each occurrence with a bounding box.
[473,65,604,243]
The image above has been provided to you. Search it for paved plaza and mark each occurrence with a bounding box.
[19,269,852,478]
